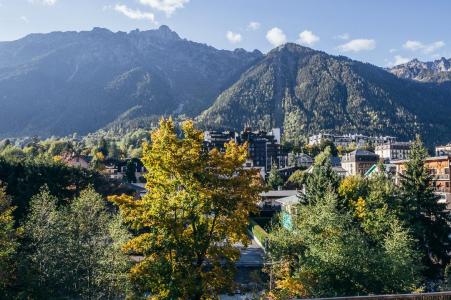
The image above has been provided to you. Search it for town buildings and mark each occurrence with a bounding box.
[375,142,412,161]
[204,128,285,173]
[341,149,380,176]
[392,155,451,202]
[309,133,396,147]
[436,143,451,156]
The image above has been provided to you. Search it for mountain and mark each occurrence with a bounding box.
[198,44,451,145]
[0,26,262,137]
[1,29,450,145]
[389,57,451,82]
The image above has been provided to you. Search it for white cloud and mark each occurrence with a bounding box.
[386,55,411,67]
[338,39,376,52]
[335,33,350,40]
[29,0,57,6]
[403,40,445,54]
[247,21,261,31]
[226,31,242,44]
[139,0,189,16]
[266,27,286,47]
[393,55,410,65]
[297,30,319,46]
[114,4,156,23]
[389,48,397,53]
[20,16,29,23]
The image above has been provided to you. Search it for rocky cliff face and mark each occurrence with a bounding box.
[389,57,451,82]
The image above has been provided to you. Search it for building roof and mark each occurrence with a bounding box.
[391,155,451,165]
[332,166,347,173]
[330,156,342,167]
[260,190,298,198]
[350,149,379,156]
[342,149,379,163]
[274,195,300,206]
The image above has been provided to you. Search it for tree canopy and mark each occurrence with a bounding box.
[110,118,264,299]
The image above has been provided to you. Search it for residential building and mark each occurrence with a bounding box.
[203,128,285,173]
[364,162,397,178]
[375,142,412,161]
[104,158,146,182]
[288,153,313,168]
[239,128,285,172]
[203,130,237,152]
[309,133,396,147]
[341,149,380,176]
[436,143,451,156]
[61,153,91,169]
[393,155,451,195]
[259,190,298,211]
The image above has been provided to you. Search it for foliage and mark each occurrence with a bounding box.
[267,165,284,189]
[248,219,269,247]
[109,118,264,299]
[21,187,131,299]
[125,159,137,183]
[199,43,451,146]
[398,136,451,277]
[0,183,19,295]
[286,169,306,189]
[0,156,104,221]
[267,188,421,298]
[303,147,340,204]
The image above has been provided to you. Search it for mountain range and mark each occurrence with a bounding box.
[0,26,450,145]
[389,57,451,82]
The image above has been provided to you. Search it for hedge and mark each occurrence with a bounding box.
[248,218,269,248]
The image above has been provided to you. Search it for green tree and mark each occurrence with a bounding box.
[22,187,131,299]
[110,118,263,299]
[0,184,19,295]
[398,136,451,277]
[124,160,137,183]
[303,147,340,204]
[267,164,284,189]
[267,188,420,298]
[21,187,63,298]
[286,170,307,189]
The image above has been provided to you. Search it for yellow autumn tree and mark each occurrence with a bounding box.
[109,118,263,299]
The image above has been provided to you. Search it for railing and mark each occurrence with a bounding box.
[434,174,450,180]
[295,291,451,300]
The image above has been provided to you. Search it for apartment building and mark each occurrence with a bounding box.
[375,142,412,161]
[341,149,380,176]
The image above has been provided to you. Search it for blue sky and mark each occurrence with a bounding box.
[1,0,450,67]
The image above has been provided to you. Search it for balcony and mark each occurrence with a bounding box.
[434,174,450,180]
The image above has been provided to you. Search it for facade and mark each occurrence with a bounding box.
[203,130,238,152]
[375,142,412,161]
[309,133,396,147]
[436,144,451,156]
[288,153,313,168]
[259,190,298,211]
[341,149,380,176]
[204,128,286,173]
[62,153,91,169]
[104,158,146,182]
[393,155,451,195]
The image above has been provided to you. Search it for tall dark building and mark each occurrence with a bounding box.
[203,130,238,152]
[203,128,286,173]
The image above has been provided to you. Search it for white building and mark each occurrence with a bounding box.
[375,142,412,161]
[308,133,396,148]
[436,143,451,156]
